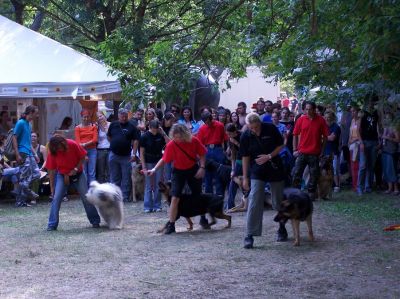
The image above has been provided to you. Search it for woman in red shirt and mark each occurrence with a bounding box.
[46,135,100,231]
[75,109,98,186]
[147,124,206,234]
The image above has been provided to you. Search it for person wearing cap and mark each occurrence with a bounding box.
[197,111,228,197]
[75,109,98,187]
[107,108,139,202]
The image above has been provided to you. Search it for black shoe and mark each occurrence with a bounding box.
[46,227,57,231]
[199,216,210,229]
[244,235,254,249]
[164,222,176,234]
[92,224,100,228]
[15,202,31,208]
[276,225,288,242]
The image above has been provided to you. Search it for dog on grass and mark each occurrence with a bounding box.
[86,181,124,229]
[318,155,334,200]
[157,181,231,232]
[131,163,145,202]
[273,188,314,246]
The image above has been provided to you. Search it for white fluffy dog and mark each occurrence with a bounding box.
[86,181,124,229]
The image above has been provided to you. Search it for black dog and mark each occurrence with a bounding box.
[205,159,232,192]
[274,188,314,246]
[158,181,231,232]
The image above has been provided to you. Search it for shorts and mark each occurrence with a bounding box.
[171,165,202,198]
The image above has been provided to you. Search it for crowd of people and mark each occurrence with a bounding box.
[0,95,396,247]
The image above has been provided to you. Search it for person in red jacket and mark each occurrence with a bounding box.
[46,135,100,231]
[292,101,329,199]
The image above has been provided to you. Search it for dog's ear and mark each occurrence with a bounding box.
[158,181,167,191]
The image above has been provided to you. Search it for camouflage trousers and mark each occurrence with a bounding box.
[16,153,40,204]
[292,153,320,193]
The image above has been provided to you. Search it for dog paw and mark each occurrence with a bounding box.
[187,226,193,231]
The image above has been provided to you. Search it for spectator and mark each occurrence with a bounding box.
[46,135,100,231]
[140,120,168,213]
[256,98,265,117]
[280,107,294,153]
[236,102,247,128]
[262,100,273,123]
[170,104,180,120]
[241,113,287,249]
[96,110,111,183]
[323,110,342,192]
[12,105,41,207]
[31,132,47,201]
[107,108,139,202]
[292,101,329,199]
[75,109,98,187]
[217,108,229,126]
[59,117,73,130]
[144,108,157,131]
[290,95,298,112]
[0,111,11,136]
[162,112,176,182]
[348,106,361,191]
[357,98,379,195]
[147,124,206,234]
[130,108,145,134]
[230,111,242,130]
[381,113,399,194]
[178,106,200,134]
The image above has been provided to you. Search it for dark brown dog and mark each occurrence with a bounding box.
[274,188,314,246]
[158,181,231,232]
[318,155,334,200]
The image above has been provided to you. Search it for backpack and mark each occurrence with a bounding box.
[4,129,15,160]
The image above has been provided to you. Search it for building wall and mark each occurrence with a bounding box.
[218,66,280,111]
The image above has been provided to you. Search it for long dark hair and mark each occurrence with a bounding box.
[48,135,68,155]
[20,105,38,120]
[181,106,194,121]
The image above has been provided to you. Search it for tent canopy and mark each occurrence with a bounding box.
[0,15,121,98]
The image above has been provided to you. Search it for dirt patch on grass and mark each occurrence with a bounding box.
[0,192,399,299]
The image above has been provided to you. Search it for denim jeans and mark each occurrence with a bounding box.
[96,149,109,183]
[204,146,225,195]
[84,148,97,186]
[109,151,132,201]
[144,162,164,211]
[47,172,100,229]
[164,162,172,182]
[246,179,284,236]
[357,140,378,192]
[2,167,19,184]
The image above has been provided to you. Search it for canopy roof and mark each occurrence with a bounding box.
[0,15,121,98]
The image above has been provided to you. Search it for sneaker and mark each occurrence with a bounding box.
[62,196,69,202]
[144,209,152,213]
[199,216,210,229]
[92,224,100,228]
[356,189,363,196]
[333,187,340,193]
[15,202,31,208]
[46,227,57,231]
[154,208,162,212]
[244,235,254,249]
[164,222,176,234]
[30,200,37,205]
[23,189,39,200]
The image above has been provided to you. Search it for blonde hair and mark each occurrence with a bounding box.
[169,123,192,142]
[245,112,262,125]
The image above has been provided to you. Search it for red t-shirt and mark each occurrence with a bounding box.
[293,114,329,155]
[162,136,207,170]
[197,120,228,146]
[46,139,87,174]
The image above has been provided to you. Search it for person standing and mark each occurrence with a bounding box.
[107,108,139,202]
[46,135,100,230]
[140,120,168,212]
[31,131,47,202]
[12,105,41,207]
[241,113,287,249]
[292,101,329,199]
[357,99,380,195]
[236,102,248,128]
[262,100,273,123]
[256,98,266,118]
[96,110,111,183]
[75,109,98,186]
[147,124,206,234]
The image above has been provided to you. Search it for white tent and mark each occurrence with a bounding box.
[0,14,121,98]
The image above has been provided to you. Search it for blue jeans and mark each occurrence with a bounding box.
[382,152,397,183]
[164,162,172,182]
[47,172,100,229]
[2,167,20,184]
[84,148,97,186]
[357,140,378,192]
[109,151,132,201]
[204,146,225,195]
[144,162,163,211]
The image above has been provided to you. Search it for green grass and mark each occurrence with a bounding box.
[319,190,400,231]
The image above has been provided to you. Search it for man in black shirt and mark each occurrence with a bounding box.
[107,108,139,202]
[357,99,379,195]
[240,113,287,249]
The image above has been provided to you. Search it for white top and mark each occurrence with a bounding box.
[97,127,110,149]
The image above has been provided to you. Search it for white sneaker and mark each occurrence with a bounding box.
[333,187,340,193]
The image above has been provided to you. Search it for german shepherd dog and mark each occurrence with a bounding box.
[158,181,231,232]
[318,155,334,200]
[205,159,232,193]
[273,188,314,246]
